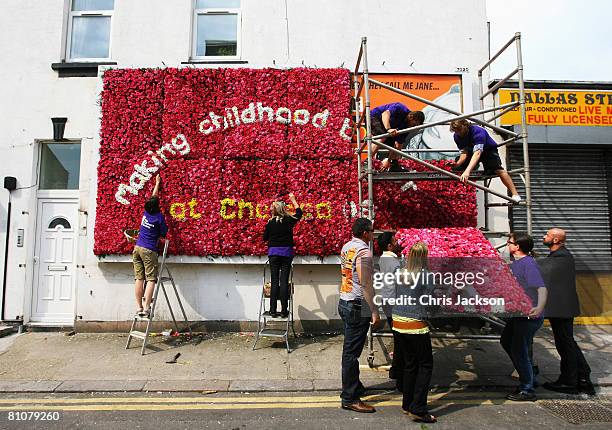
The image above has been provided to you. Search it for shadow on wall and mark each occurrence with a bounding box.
[95,263,248,324]
[92,261,349,332]
[294,265,342,333]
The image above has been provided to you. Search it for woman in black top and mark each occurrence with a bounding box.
[263,192,303,318]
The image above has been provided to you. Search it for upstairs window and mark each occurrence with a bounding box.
[192,0,241,60]
[66,0,114,61]
[39,142,81,190]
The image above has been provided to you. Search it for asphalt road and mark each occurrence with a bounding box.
[0,391,610,430]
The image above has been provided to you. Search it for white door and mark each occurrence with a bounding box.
[31,199,78,324]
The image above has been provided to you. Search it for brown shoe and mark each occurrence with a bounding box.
[341,401,376,413]
[403,411,437,423]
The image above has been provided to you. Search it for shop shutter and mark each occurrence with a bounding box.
[509,144,612,271]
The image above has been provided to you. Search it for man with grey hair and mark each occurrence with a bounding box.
[538,228,594,395]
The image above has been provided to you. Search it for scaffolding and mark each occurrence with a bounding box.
[353,33,532,234]
[353,34,533,366]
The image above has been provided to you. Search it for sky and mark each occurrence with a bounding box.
[486,0,612,82]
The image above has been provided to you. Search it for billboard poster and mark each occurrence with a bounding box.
[499,89,612,126]
[356,74,463,160]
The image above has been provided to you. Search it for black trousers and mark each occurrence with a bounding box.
[269,255,292,314]
[548,317,591,385]
[384,315,402,383]
[397,331,433,415]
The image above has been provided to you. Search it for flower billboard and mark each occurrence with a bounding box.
[95,68,477,256]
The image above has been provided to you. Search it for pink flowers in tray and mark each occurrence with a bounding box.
[396,227,532,316]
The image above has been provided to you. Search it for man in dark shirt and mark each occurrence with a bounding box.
[538,228,594,395]
[369,103,424,171]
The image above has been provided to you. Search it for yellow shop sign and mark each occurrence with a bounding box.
[499,89,612,126]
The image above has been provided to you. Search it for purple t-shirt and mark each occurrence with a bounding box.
[268,246,295,257]
[453,125,498,153]
[135,210,168,252]
[510,255,546,308]
[371,103,411,130]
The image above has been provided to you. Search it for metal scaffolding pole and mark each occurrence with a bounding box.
[361,37,374,222]
[353,73,363,217]
[371,138,520,203]
[515,33,533,234]
[358,101,520,154]
[367,78,519,138]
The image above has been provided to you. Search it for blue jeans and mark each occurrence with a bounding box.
[501,317,543,393]
[338,299,371,404]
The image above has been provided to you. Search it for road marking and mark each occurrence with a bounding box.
[0,399,511,412]
[0,391,508,405]
[0,392,520,412]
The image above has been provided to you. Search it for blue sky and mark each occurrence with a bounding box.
[486,0,612,82]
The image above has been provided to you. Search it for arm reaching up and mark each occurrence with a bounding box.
[152,175,161,197]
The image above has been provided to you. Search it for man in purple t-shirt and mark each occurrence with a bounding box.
[369,103,424,171]
[132,175,168,317]
[450,119,521,203]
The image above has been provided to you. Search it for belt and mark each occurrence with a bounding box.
[392,320,428,330]
[340,298,362,303]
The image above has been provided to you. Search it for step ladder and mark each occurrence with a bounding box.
[252,260,296,353]
[126,240,192,355]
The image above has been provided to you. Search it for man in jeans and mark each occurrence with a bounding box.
[339,218,380,413]
[539,228,594,395]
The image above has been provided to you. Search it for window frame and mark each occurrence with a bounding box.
[191,0,242,61]
[65,0,114,62]
[38,140,82,192]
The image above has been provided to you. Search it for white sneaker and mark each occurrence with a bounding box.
[511,195,522,203]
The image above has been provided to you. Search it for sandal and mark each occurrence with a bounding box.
[138,308,151,318]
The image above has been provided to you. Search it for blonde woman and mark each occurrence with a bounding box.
[392,242,437,423]
[262,192,303,318]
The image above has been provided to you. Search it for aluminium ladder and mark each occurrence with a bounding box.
[126,240,192,355]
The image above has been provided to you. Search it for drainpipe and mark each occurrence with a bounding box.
[1,177,16,321]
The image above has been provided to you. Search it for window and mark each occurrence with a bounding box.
[48,218,72,230]
[192,0,241,60]
[66,0,114,61]
[40,143,81,190]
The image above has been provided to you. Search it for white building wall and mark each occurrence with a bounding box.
[0,0,495,325]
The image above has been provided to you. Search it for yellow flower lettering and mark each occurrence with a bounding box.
[256,203,270,219]
[316,202,332,219]
[238,200,254,219]
[188,198,202,219]
[220,198,236,220]
[170,202,187,221]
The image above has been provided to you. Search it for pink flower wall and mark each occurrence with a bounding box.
[94,68,477,256]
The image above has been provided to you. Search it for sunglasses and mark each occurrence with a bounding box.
[506,240,517,245]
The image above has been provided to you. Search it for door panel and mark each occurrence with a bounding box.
[31,199,78,324]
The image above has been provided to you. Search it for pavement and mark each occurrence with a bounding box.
[0,325,610,395]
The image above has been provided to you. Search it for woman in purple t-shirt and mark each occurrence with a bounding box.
[501,232,548,401]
